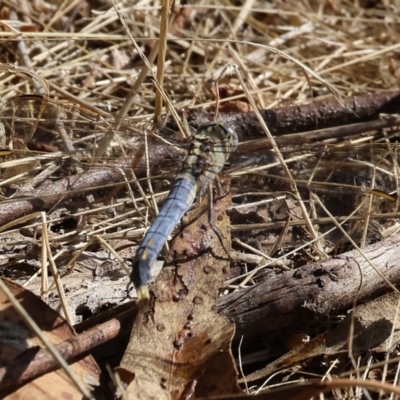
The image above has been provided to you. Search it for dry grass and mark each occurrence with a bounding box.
[3,1,398,110]
[2,0,400,398]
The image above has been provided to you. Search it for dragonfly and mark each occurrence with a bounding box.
[130,121,238,299]
[0,95,398,293]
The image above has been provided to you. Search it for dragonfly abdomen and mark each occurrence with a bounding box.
[130,172,197,298]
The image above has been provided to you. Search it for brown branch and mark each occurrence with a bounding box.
[0,142,184,226]
[236,114,400,154]
[0,308,135,392]
[0,166,124,226]
[179,90,400,140]
[218,232,400,339]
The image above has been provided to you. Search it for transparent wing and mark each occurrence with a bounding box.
[0,95,238,199]
[0,96,186,227]
[1,94,399,232]
[232,143,398,198]
[229,142,399,250]
[0,95,185,178]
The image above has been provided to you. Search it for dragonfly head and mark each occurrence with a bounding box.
[196,122,238,154]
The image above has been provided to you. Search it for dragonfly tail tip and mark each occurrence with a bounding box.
[137,286,150,301]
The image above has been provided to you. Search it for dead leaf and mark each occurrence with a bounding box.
[0,278,100,399]
[117,178,241,399]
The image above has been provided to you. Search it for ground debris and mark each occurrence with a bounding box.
[117,179,241,399]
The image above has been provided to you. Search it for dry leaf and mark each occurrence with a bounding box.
[0,278,100,399]
[117,178,241,399]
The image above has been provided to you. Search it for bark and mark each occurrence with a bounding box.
[218,233,400,338]
[10,233,400,385]
[0,308,135,392]
[180,90,400,140]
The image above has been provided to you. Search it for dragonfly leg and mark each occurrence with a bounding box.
[215,176,226,197]
[207,184,232,261]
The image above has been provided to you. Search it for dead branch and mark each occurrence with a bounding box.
[178,90,400,139]
[0,308,135,392]
[218,232,400,338]
[6,230,399,389]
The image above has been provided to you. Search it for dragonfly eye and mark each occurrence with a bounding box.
[221,126,238,149]
[197,121,216,132]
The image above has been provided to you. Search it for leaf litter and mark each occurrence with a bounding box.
[0,278,99,399]
[2,0,400,399]
[117,178,240,399]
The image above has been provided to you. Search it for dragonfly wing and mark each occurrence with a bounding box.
[0,95,187,222]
